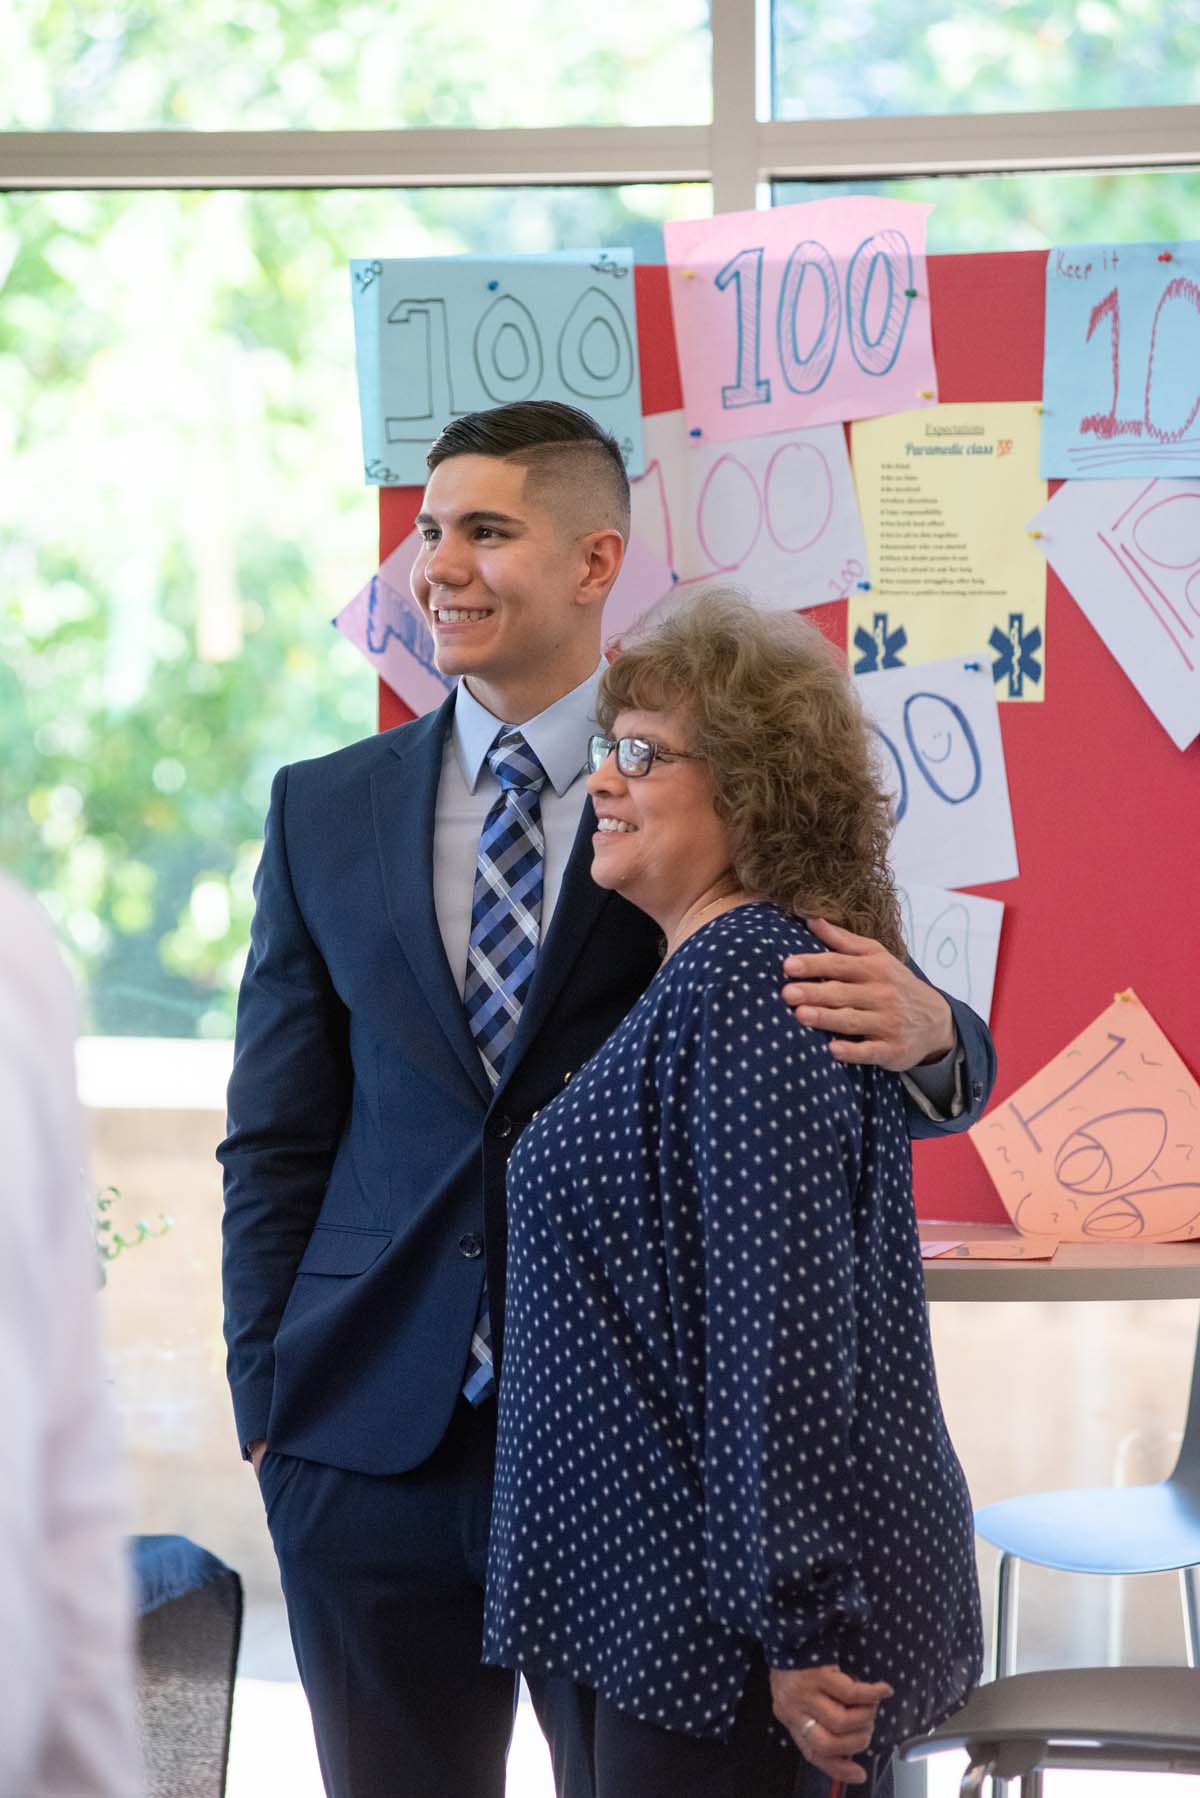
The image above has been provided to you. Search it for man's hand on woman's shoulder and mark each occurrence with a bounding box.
[781,916,956,1073]
[768,1663,893,1786]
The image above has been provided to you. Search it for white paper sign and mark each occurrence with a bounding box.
[629,410,870,612]
[601,533,676,648]
[856,654,1020,889]
[897,882,1004,1023]
[1030,476,1200,749]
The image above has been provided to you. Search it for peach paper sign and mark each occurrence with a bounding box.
[971,991,1200,1242]
[664,196,936,444]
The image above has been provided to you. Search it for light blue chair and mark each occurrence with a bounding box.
[974,1324,1200,1678]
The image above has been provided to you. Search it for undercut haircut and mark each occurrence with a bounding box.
[427,401,631,541]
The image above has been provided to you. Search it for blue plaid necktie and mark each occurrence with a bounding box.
[461,727,547,1405]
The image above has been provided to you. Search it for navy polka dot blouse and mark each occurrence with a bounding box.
[484,903,982,1748]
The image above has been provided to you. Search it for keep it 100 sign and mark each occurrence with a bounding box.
[1041,241,1200,480]
[664,196,938,445]
[350,253,647,486]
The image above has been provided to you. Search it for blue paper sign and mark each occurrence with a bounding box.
[350,251,645,485]
[1042,241,1200,479]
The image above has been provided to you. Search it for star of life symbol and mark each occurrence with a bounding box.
[853,612,908,674]
[990,611,1043,697]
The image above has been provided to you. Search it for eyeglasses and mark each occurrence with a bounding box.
[587,733,704,779]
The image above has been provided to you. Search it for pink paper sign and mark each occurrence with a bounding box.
[334,532,455,717]
[664,196,937,443]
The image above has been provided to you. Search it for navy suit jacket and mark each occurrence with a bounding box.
[219,693,997,1477]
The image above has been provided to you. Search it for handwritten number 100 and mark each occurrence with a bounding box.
[1082,275,1200,443]
[715,230,915,411]
[871,693,983,825]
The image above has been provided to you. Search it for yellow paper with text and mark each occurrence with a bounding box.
[849,403,1048,701]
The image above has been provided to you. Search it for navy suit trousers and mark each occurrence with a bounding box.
[262,1400,516,1798]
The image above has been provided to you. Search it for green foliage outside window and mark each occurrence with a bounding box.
[1,0,710,130]
[0,183,704,1037]
[773,0,1200,118]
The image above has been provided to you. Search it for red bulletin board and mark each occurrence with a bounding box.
[375,253,1200,1225]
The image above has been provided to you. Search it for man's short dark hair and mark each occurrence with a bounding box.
[426,401,631,540]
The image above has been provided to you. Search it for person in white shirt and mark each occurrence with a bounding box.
[0,874,142,1797]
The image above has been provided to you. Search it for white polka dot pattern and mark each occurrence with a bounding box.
[483,903,982,1748]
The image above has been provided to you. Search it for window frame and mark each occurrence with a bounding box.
[1,0,1197,211]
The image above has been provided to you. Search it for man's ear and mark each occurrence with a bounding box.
[577,528,626,610]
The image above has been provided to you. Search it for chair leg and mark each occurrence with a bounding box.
[992,1552,1020,1679]
[960,1761,989,1798]
[1018,1776,1044,1798]
[1105,1572,1126,1666]
[1181,1564,1200,1668]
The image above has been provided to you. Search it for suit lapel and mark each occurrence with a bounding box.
[370,696,492,1105]
[497,791,610,1091]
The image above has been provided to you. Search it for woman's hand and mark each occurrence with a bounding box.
[769,1664,893,1786]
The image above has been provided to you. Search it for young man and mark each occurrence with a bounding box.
[220,401,995,1798]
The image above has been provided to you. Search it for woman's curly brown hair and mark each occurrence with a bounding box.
[597,587,905,958]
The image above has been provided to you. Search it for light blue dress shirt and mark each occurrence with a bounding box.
[432,666,604,995]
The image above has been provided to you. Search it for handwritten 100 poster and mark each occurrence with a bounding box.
[855,653,1019,891]
[664,196,936,443]
[1030,475,1200,750]
[1041,241,1200,480]
[971,993,1200,1242]
[350,251,645,485]
[630,410,870,612]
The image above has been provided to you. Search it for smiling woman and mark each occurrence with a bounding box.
[483,586,983,1795]
[593,587,907,958]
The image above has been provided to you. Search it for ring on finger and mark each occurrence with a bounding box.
[798,1716,817,1739]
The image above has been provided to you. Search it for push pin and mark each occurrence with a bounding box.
[918,389,935,399]
[856,580,872,591]
[963,660,983,672]
[681,269,697,280]
[1158,251,1174,263]
[1034,403,1046,414]
[689,427,703,438]
[904,288,918,298]
[486,279,500,291]
[1027,528,1045,540]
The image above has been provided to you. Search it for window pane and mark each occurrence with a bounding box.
[773,169,1200,253]
[0,182,708,1039]
[4,1,710,130]
[772,0,1200,119]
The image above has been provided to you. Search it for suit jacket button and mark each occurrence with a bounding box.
[491,1115,514,1140]
[458,1233,483,1259]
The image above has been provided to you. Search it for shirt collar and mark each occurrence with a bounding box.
[451,664,605,798]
